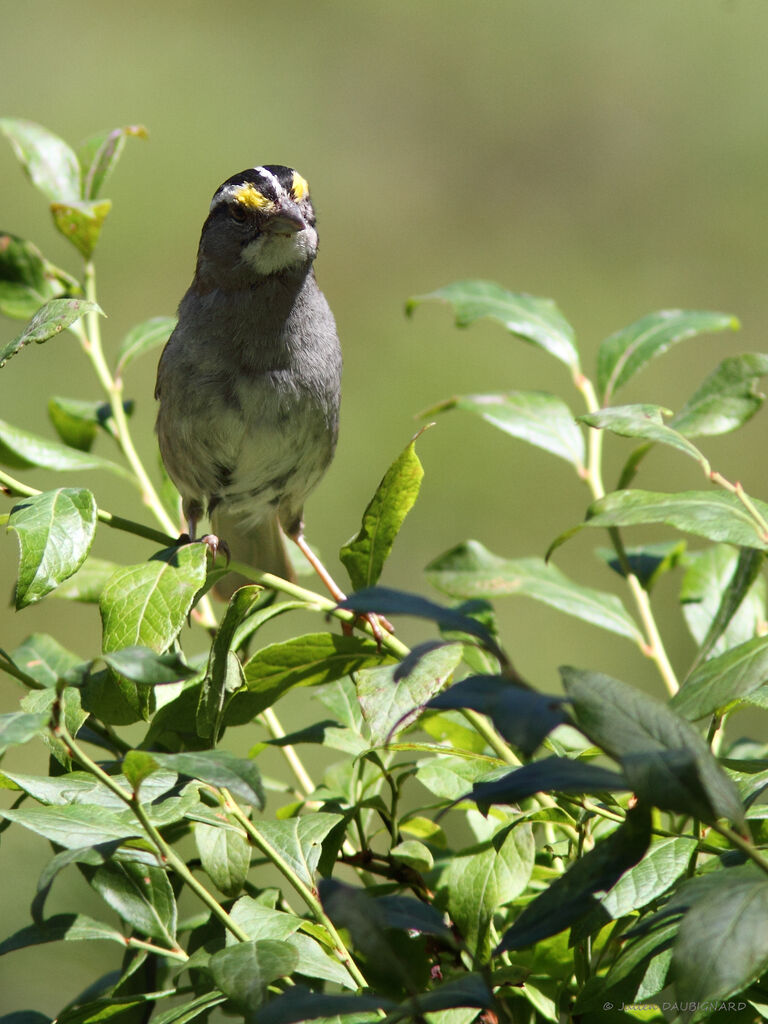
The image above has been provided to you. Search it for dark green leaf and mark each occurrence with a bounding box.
[257,814,343,888]
[50,199,111,259]
[466,757,629,807]
[8,488,97,607]
[427,676,569,756]
[670,866,768,1018]
[88,860,176,943]
[357,643,463,745]
[597,309,739,403]
[0,913,123,956]
[605,918,678,991]
[48,397,98,451]
[0,804,145,848]
[0,417,129,482]
[599,836,697,920]
[582,489,768,551]
[439,820,535,958]
[337,587,503,656]
[116,316,176,376]
[374,894,453,938]
[671,635,768,720]
[78,124,147,200]
[133,749,265,807]
[249,987,392,1024]
[0,233,74,319]
[390,975,494,1021]
[426,541,643,642]
[150,993,227,1024]
[340,434,424,590]
[0,119,80,201]
[562,667,745,827]
[0,298,100,369]
[496,805,651,952]
[237,632,389,720]
[672,353,768,437]
[0,1013,51,1024]
[596,540,686,591]
[209,939,298,1012]
[425,391,585,469]
[32,843,120,923]
[579,404,709,471]
[102,646,196,685]
[51,557,119,603]
[0,711,50,754]
[8,633,88,687]
[407,280,579,369]
[228,897,302,942]
[195,820,251,897]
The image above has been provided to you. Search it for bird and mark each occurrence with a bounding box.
[155,164,344,601]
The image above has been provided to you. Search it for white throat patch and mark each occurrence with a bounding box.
[241,224,318,275]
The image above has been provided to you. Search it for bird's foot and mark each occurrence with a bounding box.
[200,534,231,564]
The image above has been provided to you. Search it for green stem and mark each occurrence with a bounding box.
[54,721,250,943]
[124,935,189,962]
[711,821,768,878]
[260,706,316,797]
[222,792,370,990]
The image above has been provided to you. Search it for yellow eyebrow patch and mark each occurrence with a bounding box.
[291,171,309,201]
[232,183,274,211]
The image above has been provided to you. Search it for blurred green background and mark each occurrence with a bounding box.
[3,0,768,1013]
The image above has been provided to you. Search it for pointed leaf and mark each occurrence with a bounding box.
[579,404,710,471]
[195,820,251,897]
[426,541,643,643]
[51,557,119,603]
[0,711,50,754]
[0,913,123,956]
[0,119,80,201]
[671,634,768,720]
[561,667,745,827]
[0,233,74,320]
[0,298,100,369]
[496,805,651,952]
[32,842,120,923]
[237,632,389,720]
[407,280,579,369]
[102,646,196,685]
[595,540,686,591]
[257,814,343,888]
[209,939,298,1012]
[89,860,177,942]
[0,804,145,847]
[244,987,391,1024]
[8,488,97,607]
[136,749,265,807]
[48,396,133,450]
[599,836,698,920]
[597,309,739,402]
[150,993,227,1024]
[582,489,768,550]
[357,643,463,745]
[0,416,129,481]
[425,390,584,469]
[116,316,176,376]
[439,820,535,958]
[672,353,768,437]
[8,633,87,687]
[466,757,630,807]
[50,199,111,259]
[77,124,148,200]
[427,676,569,756]
[340,434,424,589]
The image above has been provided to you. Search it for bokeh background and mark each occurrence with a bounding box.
[2,0,768,1014]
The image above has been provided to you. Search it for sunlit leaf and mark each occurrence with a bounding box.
[116,316,176,376]
[672,352,768,437]
[0,299,100,369]
[0,119,80,202]
[77,124,148,200]
[50,199,112,259]
[0,233,76,320]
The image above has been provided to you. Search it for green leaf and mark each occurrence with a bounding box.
[671,635,768,720]
[340,434,424,590]
[130,749,265,807]
[102,646,196,685]
[0,298,100,369]
[596,540,686,591]
[424,390,585,469]
[251,988,392,1024]
[561,667,745,827]
[438,819,535,958]
[198,585,263,738]
[579,404,710,472]
[0,913,123,956]
[671,352,768,437]
[195,820,251,897]
[669,866,768,1018]
[0,711,50,754]
[150,993,227,1024]
[427,675,568,757]
[599,836,697,919]
[8,488,97,607]
[357,643,463,746]
[0,417,130,482]
[88,860,177,943]
[209,939,298,1012]
[32,843,119,923]
[287,931,357,989]
[50,557,119,603]
[50,199,112,259]
[0,233,74,320]
[389,839,434,873]
[9,633,88,687]
[597,309,739,403]
[0,804,145,848]
[426,540,643,643]
[116,316,176,376]
[580,489,768,551]
[228,897,303,943]
[415,755,497,802]
[257,814,344,889]
[237,632,389,720]
[407,280,579,369]
[496,804,651,952]
[466,757,630,807]
[0,118,80,201]
[77,124,148,200]
[680,545,766,659]
[48,397,98,451]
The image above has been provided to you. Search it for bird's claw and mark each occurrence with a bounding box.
[200,534,231,564]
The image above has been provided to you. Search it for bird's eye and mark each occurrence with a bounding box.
[228,204,248,223]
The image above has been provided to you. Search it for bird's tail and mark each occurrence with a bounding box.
[210,509,296,601]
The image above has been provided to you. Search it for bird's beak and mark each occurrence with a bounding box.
[264,201,306,234]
